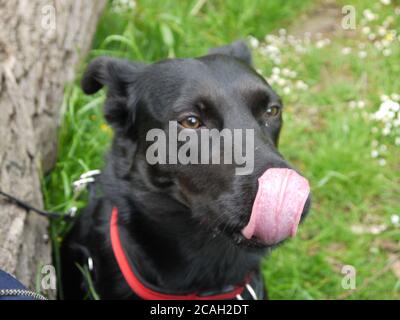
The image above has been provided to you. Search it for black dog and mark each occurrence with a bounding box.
[61,41,311,300]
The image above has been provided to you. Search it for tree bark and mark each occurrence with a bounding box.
[0,0,106,296]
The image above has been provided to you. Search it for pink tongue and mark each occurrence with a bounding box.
[241,168,310,245]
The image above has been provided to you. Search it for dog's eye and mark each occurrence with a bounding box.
[265,105,281,117]
[180,116,202,129]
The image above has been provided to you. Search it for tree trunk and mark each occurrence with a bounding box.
[0,0,106,296]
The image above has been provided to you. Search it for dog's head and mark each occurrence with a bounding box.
[82,41,311,250]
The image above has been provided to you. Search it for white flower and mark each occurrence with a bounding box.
[368,33,376,41]
[383,49,392,56]
[363,9,376,21]
[282,68,291,77]
[380,0,391,5]
[380,94,389,102]
[283,87,291,95]
[273,58,282,65]
[383,100,400,112]
[378,158,386,166]
[287,35,296,44]
[358,51,367,59]
[249,36,259,49]
[391,214,400,226]
[372,99,400,122]
[362,26,371,34]
[260,44,280,57]
[358,43,366,50]
[341,47,352,55]
[348,100,365,109]
[374,41,383,50]
[383,17,394,28]
[382,126,391,135]
[371,140,379,147]
[277,78,286,86]
[316,39,330,48]
[390,93,400,102]
[316,40,324,48]
[349,101,357,109]
[381,39,390,47]
[111,0,136,12]
[294,45,307,54]
[295,80,309,90]
[391,103,399,112]
[265,34,275,43]
[378,26,387,37]
[379,144,387,152]
[272,67,281,75]
[270,73,280,82]
[371,150,379,158]
[395,137,400,145]
[357,101,366,109]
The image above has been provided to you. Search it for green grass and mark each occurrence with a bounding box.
[44,0,400,299]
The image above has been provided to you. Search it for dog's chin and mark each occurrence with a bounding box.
[230,232,271,250]
[212,221,271,250]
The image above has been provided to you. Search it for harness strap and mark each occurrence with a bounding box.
[110,207,252,300]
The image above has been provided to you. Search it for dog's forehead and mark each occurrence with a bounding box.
[139,56,276,117]
[144,55,265,90]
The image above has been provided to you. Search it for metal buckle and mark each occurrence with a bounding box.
[245,284,258,300]
[236,284,258,300]
[88,257,94,271]
[67,206,78,218]
[72,170,101,192]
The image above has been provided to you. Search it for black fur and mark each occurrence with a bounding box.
[61,41,311,299]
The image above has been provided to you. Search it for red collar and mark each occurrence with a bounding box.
[110,207,248,300]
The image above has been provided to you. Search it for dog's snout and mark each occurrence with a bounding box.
[254,143,292,177]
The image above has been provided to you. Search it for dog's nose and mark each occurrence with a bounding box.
[255,147,293,175]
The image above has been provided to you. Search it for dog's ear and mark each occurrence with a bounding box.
[81,57,144,132]
[208,40,252,66]
[82,56,143,95]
